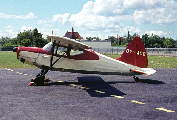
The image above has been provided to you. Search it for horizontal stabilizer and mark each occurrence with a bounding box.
[131,68,156,76]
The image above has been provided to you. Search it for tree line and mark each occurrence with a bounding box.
[109,33,177,48]
[0,28,48,48]
[0,29,176,48]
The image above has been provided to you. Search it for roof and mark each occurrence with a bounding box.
[64,31,82,40]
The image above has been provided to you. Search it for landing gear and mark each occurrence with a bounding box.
[133,76,139,82]
[28,40,66,86]
[28,66,50,86]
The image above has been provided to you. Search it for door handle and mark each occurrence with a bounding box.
[42,56,49,58]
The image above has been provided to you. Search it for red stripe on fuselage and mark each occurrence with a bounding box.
[17,47,99,60]
[66,50,99,60]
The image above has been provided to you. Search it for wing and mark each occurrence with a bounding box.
[47,35,92,50]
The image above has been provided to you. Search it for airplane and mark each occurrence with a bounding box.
[13,36,156,86]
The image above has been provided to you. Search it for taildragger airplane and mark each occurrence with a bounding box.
[13,36,156,86]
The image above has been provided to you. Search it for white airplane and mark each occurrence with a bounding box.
[13,36,156,86]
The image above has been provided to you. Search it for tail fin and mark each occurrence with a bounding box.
[116,36,148,68]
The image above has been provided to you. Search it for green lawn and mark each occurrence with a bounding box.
[0,52,176,68]
[0,52,35,68]
[103,53,177,68]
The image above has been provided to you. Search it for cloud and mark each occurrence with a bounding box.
[133,8,177,24]
[145,30,168,37]
[0,12,37,19]
[52,13,70,25]
[0,12,15,19]
[132,0,177,24]
[37,20,50,24]
[123,0,162,9]
[69,0,126,31]
[38,28,60,38]
[15,12,37,19]
[21,25,33,32]
[4,25,14,29]
[93,0,126,16]
[0,28,17,38]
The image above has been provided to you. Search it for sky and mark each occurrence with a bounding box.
[0,0,177,40]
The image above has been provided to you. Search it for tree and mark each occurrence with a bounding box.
[142,34,149,47]
[164,38,170,49]
[0,37,11,46]
[108,36,117,46]
[16,28,47,47]
[21,39,31,47]
[86,37,92,41]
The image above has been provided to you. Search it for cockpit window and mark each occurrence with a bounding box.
[54,46,67,55]
[43,42,52,53]
[70,49,84,55]
[43,42,84,56]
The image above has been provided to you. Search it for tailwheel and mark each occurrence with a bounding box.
[133,76,139,82]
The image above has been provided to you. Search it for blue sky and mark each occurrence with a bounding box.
[1,0,177,40]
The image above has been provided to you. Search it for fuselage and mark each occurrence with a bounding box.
[15,44,144,76]
[13,36,156,77]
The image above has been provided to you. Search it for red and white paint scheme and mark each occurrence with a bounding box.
[13,36,156,85]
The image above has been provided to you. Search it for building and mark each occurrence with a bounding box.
[80,40,111,48]
[64,27,82,40]
[64,27,111,48]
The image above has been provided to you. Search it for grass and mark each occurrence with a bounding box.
[0,52,35,68]
[0,52,176,68]
[103,53,177,68]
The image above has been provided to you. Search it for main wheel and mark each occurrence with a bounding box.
[133,76,139,82]
[33,76,45,86]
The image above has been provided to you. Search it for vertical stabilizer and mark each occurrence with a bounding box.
[117,36,148,68]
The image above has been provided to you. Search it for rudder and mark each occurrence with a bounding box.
[116,36,148,68]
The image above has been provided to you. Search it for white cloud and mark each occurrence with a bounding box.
[93,0,126,16]
[123,0,162,9]
[52,13,70,25]
[15,12,37,19]
[0,28,17,38]
[0,12,15,19]
[134,8,177,24]
[145,30,168,37]
[132,0,177,24]
[4,25,14,29]
[0,12,37,19]
[39,28,60,38]
[38,20,50,24]
[31,0,176,39]
[21,25,33,32]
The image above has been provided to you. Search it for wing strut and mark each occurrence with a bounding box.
[31,40,66,86]
[50,40,56,69]
[50,40,67,69]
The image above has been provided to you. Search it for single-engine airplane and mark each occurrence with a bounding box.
[13,36,156,86]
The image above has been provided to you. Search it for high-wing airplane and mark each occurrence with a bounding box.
[13,36,156,86]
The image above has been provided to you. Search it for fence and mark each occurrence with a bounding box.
[0,47,15,51]
[93,48,177,56]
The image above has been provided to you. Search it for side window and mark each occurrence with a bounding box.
[54,46,67,56]
[70,49,84,56]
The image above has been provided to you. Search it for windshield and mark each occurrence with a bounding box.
[43,42,52,53]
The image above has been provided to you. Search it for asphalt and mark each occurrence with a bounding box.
[0,68,177,120]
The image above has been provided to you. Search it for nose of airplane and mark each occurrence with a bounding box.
[13,47,18,52]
